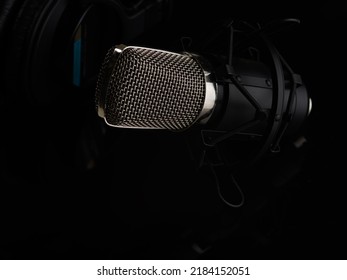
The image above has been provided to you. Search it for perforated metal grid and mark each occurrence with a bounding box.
[98,46,206,130]
[95,47,117,116]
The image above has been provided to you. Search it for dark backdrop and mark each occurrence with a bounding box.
[0,0,346,259]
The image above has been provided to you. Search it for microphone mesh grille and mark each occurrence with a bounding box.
[95,47,116,114]
[99,46,206,130]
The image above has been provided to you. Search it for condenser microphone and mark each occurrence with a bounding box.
[95,43,311,148]
[95,45,216,130]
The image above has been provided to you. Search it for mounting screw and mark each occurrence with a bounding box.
[266,79,272,87]
[275,114,281,121]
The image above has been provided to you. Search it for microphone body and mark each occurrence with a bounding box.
[96,44,310,140]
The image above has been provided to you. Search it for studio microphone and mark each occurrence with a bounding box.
[95,45,215,130]
[95,41,311,150]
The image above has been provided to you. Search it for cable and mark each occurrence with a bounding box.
[209,163,245,208]
[207,144,245,208]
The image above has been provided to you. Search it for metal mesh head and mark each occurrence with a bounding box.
[95,47,116,116]
[95,46,206,130]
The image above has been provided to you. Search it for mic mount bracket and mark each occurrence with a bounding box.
[200,23,292,166]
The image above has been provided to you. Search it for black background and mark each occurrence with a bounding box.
[1,0,346,259]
